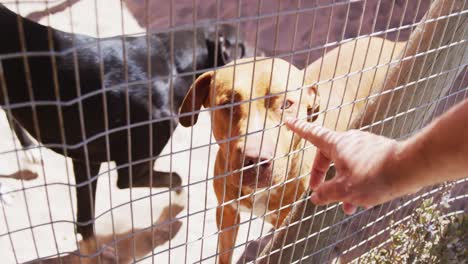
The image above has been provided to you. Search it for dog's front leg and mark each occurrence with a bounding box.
[73,161,103,263]
[216,204,240,264]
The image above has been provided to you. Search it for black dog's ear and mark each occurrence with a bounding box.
[179,71,213,127]
[306,85,320,122]
[206,24,245,64]
[219,35,245,64]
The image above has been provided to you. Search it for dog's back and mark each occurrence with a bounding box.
[304,37,406,131]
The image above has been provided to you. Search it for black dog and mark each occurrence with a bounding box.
[0,4,250,252]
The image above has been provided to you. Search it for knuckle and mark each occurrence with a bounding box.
[305,127,315,138]
[334,177,352,197]
[313,189,323,203]
[332,181,348,198]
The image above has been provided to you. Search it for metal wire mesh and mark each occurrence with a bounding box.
[0,0,466,263]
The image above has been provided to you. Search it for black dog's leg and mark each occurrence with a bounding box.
[133,170,182,190]
[7,116,42,164]
[115,160,182,190]
[74,160,101,239]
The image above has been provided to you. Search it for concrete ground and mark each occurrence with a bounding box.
[0,1,270,263]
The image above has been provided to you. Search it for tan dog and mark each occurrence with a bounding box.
[179,58,320,263]
[177,37,404,263]
[304,37,406,131]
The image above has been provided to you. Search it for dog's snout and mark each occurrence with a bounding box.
[239,145,274,188]
[243,153,272,169]
[241,130,275,169]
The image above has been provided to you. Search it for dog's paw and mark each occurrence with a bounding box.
[172,186,186,204]
[171,172,183,188]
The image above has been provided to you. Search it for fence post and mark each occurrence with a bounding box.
[257,0,468,262]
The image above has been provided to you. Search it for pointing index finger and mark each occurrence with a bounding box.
[285,118,338,154]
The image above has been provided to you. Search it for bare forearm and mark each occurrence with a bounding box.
[396,99,468,189]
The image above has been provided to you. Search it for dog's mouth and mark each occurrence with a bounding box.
[239,166,272,189]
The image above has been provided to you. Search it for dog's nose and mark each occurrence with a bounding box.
[243,152,272,169]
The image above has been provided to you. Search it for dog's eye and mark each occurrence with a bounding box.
[280,99,294,110]
[219,101,239,114]
[220,101,231,107]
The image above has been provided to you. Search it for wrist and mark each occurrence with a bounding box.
[381,140,424,195]
[392,138,434,193]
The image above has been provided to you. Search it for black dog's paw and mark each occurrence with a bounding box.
[153,171,183,190]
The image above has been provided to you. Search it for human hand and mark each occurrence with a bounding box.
[285,118,413,215]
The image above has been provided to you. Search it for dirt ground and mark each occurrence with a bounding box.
[0,1,270,263]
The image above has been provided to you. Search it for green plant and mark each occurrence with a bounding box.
[361,197,467,264]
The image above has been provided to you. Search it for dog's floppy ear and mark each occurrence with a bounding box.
[306,85,320,122]
[179,71,214,127]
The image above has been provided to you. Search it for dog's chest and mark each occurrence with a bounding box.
[239,188,279,224]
